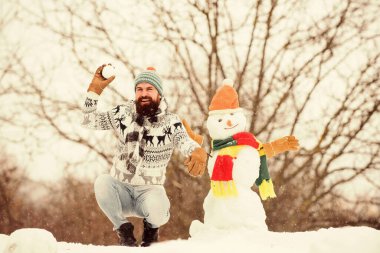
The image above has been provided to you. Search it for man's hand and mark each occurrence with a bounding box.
[87,64,115,95]
[263,136,300,158]
[182,119,204,145]
[184,147,207,177]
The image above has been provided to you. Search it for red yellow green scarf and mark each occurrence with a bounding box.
[211,132,276,200]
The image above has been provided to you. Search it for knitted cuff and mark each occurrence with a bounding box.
[87,91,100,99]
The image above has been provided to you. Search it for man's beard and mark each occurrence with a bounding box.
[135,96,160,118]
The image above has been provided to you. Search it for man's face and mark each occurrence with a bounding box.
[135,83,161,116]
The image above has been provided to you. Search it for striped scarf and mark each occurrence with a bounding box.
[125,98,168,181]
[211,132,276,200]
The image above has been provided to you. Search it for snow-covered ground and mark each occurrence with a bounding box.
[1,226,379,253]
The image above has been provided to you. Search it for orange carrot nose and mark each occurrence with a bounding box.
[227,120,232,127]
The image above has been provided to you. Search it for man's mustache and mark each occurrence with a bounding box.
[138,96,153,103]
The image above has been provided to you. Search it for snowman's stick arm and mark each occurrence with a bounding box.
[181,119,204,145]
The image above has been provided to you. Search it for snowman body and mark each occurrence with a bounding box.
[203,146,267,230]
[190,96,268,237]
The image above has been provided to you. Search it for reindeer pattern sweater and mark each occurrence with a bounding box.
[81,92,199,185]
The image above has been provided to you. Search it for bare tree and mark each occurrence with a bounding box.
[0,152,27,233]
[1,0,379,242]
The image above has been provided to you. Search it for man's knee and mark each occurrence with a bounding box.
[143,194,170,226]
[146,208,170,227]
[94,174,115,198]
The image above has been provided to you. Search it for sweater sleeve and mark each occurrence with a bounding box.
[171,116,200,157]
[81,91,117,130]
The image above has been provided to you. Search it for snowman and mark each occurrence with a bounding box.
[189,79,299,237]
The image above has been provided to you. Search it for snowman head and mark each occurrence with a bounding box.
[206,79,247,140]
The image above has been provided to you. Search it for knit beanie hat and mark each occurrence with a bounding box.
[134,67,163,95]
[208,79,243,115]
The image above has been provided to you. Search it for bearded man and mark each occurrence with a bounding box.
[81,65,207,247]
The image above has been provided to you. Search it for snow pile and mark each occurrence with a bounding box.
[1,228,57,253]
[0,226,379,253]
[0,234,9,253]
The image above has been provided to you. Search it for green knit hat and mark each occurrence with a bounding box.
[134,67,163,95]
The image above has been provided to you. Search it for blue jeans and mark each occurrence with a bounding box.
[94,174,170,229]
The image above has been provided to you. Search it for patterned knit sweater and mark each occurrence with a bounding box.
[81,92,199,185]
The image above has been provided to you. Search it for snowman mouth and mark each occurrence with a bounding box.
[224,124,238,129]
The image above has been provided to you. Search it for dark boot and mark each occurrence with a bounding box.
[116,222,138,247]
[141,219,159,247]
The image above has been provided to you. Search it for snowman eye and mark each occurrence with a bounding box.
[230,113,234,116]
[218,119,222,122]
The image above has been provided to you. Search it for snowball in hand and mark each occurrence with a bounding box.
[101,64,116,79]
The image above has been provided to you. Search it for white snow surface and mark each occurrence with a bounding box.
[0,226,379,253]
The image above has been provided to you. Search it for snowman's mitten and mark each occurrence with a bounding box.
[184,147,207,177]
[181,119,204,145]
[262,136,299,158]
[87,64,115,95]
